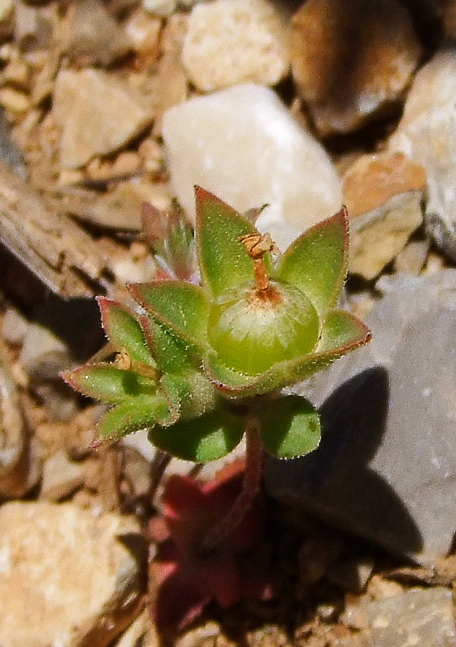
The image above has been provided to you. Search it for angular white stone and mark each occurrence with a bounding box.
[162,84,342,251]
[53,68,153,168]
[182,0,289,91]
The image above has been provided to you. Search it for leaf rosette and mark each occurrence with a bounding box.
[63,188,370,462]
[126,187,371,459]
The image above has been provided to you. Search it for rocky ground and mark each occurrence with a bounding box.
[2,0,456,646]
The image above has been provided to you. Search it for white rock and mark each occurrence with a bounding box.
[162,84,342,251]
[53,68,154,168]
[182,0,289,91]
[0,501,143,647]
[388,50,456,261]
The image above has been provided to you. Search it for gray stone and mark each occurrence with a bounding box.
[162,83,342,252]
[389,50,456,262]
[266,270,456,564]
[363,587,456,647]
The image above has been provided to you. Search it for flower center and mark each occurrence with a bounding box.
[208,281,320,375]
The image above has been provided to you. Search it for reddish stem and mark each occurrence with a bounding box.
[200,418,263,554]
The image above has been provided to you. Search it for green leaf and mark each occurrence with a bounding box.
[141,315,194,373]
[148,407,244,462]
[317,310,372,353]
[128,281,209,349]
[278,207,349,316]
[62,364,156,403]
[195,186,257,298]
[256,395,321,459]
[96,396,176,443]
[98,298,156,368]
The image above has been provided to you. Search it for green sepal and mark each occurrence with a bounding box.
[97,297,156,368]
[160,370,217,421]
[196,186,258,298]
[61,364,156,403]
[317,310,372,353]
[204,313,371,398]
[128,280,209,350]
[148,407,244,462]
[278,207,348,316]
[96,395,177,443]
[255,395,320,459]
[141,315,194,373]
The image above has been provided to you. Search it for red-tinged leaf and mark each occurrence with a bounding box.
[61,364,156,403]
[278,207,349,316]
[195,186,257,298]
[97,297,156,368]
[128,280,209,349]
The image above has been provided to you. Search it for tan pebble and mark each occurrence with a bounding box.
[138,137,164,173]
[182,0,290,91]
[0,87,30,112]
[343,151,426,218]
[110,151,141,176]
[159,12,189,55]
[1,58,29,89]
[0,0,13,23]
[58,168,85,186]
[0,41,14,61]
[124,8,161,60]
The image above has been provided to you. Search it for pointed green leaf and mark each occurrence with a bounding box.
[141,315,194,373]
[317,310,372,354]
[128,281,209,349]
[278,207,349,315]
[148,407,244,462]
[195,186,258,298]
[62,364,156,403]
[98,298,156,368]
[256,395,321,458]
[96,396,176,443]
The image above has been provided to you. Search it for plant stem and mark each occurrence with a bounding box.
[200,418,263,554]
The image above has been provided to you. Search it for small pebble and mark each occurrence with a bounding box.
[182,0,289,91]
[0,87,30,112]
